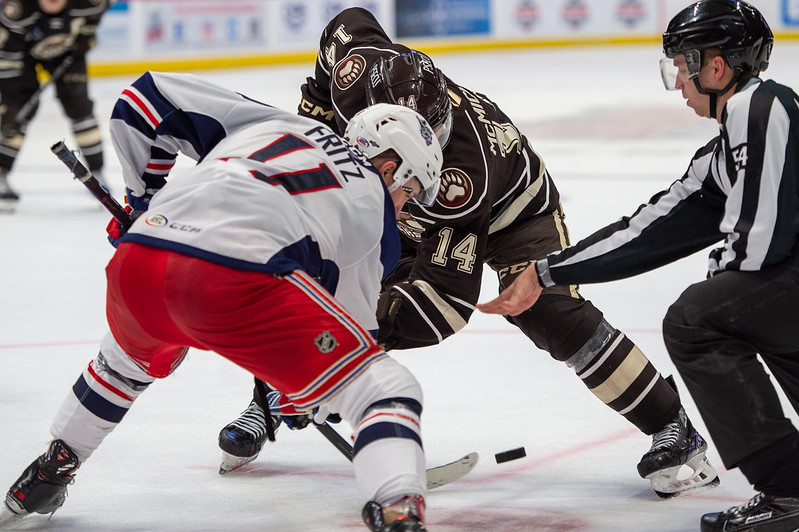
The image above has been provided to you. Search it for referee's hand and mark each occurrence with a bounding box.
[477,264,542,316]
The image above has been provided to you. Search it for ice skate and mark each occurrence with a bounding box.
[218,399,280,475]
[3,439,80,525]
[362,494,426,532]
[0,170,19,213]
[637,406,719,498]
[701,492,799,531]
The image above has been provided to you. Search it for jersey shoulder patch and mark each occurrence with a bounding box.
[436,168,474,210]
[334,54,367,91]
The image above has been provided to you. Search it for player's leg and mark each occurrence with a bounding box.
[487,206,718,497]
[2,334,158,519]
[327,358,426,532]
[3,244,190,523]
[170,262,427,530]
[52,55,106,188]
[664,262,799,529]
[0,62,39,207]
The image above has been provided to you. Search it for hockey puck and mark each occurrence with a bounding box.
[495,447,526,464]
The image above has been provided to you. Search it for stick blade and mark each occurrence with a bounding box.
[426,452,478,490]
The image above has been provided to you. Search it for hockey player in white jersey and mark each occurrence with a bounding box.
[0,71,442,532]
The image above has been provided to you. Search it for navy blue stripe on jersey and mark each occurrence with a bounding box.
[72,374,129,423]
[121,234,341,297]
[111,99,157,141]
[379,185,401,281]
[352,422,423,456]
[165,111,227,162]
[248,134,314,162]
[110,72,169,139]
[238,92,275,108]
[141,146,177,189]
[251,165,341,195]
[129,72,179,123]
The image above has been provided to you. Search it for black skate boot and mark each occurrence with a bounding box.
[0,169,19,212]
[637,406,720,498]
[218,398,280,475]
[363,495,426,532]
[701,492,799,531]
[1,440,80,525]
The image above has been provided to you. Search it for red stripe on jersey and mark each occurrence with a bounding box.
[146,162,175,171]
[122,89,159,128]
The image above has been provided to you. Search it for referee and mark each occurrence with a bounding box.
[478,2,799,531]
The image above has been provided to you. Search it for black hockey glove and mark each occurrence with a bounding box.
[376,289,403,350]
[297,77,338,131]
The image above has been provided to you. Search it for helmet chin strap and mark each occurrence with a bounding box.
[692,76,739,119]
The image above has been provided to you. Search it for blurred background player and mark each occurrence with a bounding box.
[0,0,110,209]
[1,70,443,532]
[478,2,799,531]
[218,6,719,499]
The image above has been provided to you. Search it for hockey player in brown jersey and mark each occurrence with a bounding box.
[219,7,720,500]
[0,0,110,208]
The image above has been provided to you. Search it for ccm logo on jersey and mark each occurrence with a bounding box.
[145,214,201,234]
[334,54,366,90]
[437,168,473,209]
[730,143,748,172]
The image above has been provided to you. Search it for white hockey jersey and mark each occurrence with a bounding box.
[110,71,400,332]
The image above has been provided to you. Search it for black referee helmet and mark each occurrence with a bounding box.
[663,0,773,78]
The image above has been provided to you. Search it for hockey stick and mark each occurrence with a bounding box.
[17,53,76,127]
[315,422,354,460]
[314,419,478,490]
[51,140,133,230]
[259,378,477,489]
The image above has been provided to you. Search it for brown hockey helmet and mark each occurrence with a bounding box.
[365,50,453,148]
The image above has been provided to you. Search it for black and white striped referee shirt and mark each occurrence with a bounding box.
[537,76,799,288]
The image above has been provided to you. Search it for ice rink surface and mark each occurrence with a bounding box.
[2,42,799,531]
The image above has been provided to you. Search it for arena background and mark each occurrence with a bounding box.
[88,0,799,75]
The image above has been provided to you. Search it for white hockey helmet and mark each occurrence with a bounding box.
[344,103,442,206]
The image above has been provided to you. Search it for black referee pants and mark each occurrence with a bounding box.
[664,251,799,496]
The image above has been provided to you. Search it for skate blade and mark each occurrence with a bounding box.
[219,451,259,475]
[648,454,720,499]
[0,503,25,527]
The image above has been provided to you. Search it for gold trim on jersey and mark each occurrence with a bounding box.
[413,279,468,334]
[488,178,544,235]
